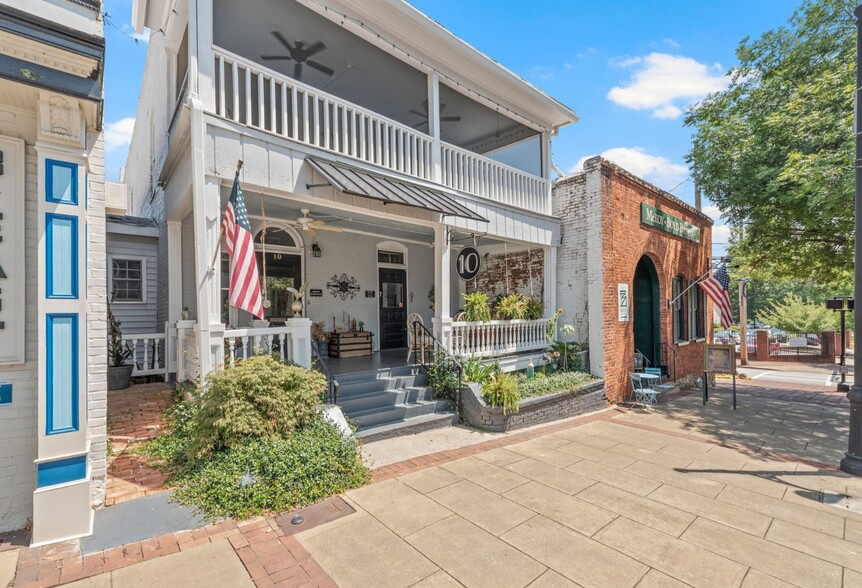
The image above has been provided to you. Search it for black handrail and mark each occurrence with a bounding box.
[412,321,464,418]
[661,342,677,381]
[311,343,339,404]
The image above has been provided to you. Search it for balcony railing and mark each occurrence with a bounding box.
[213,46,550,214]
[450,318,549,358]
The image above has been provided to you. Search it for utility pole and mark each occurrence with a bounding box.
[739,278,749,365]
[840,4,862,475]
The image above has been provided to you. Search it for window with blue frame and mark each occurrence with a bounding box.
[46,314,79,434]
[45,214,78,299]
[46,159,78,205]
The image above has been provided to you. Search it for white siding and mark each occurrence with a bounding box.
[106,232,160,334]
[181,212,197,318]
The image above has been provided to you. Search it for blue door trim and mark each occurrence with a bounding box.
[37,455,87,488]
[46,313,79,435]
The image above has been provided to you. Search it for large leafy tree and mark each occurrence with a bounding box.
[686,0,856,287]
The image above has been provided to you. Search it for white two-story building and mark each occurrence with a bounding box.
[124,0,576,435]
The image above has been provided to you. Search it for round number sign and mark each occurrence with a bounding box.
[456,246,481,281]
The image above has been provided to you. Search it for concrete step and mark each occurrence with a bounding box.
[356,411,458,443]
[337,374,428,398]
[334,364,423,384]
[349,399,451,429]
[338,386,433,413]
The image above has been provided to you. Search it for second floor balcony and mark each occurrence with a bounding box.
[212,46,553,215]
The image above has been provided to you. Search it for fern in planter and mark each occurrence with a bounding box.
[462,355,500,385]
[495,293,528,320]
[483,372,520,414]
[462,292,491,322]
[524,297,544,321]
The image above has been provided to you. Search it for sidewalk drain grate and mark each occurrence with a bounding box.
[820,491,862,512]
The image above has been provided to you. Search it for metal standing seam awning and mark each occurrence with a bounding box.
[305,157,488,223]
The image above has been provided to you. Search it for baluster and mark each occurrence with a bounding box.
[302,91,309,143]
[257,73,264,128]
[341,106,348,155]
[143,339,150,371]
[229,339,236,368]
[332,103,340,152]
[382,123,389,168]
[217,55,225,117]
[242,336,250,360]
[269,76,276,132]
[375,119,382,163]
[289,85,297,139]
[313,97,320,146]
[244,67,252,125]
[350,110,357,156]
[230,60,239,122]
[323,98,330,149]
[280,81,288,136]
[359,115,367,160]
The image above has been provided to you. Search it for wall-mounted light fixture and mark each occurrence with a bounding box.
[312,243,322,258]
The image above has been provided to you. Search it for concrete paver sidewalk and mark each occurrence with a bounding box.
[296,386,862,588]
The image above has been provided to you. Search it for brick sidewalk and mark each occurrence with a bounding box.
[106,383,173,506]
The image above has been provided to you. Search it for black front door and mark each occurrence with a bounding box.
[633,256,661,367]
[379,268,407,349]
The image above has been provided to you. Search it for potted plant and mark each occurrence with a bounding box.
[312,321,330,358]
[107,306,133,390]
[495,293,528,320]
[463,292,491,322]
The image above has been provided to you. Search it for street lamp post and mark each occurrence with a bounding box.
[839,4,862,475]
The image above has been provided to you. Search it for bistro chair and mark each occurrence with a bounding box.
[629,372,660,411]
[643,366,663,384]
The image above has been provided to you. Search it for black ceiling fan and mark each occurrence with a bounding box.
[260,31,335,79]
[410,99,461,129]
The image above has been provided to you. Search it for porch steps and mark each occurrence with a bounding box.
[333,364,455,441]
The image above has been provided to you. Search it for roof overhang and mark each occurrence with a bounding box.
[132,0,174,34]
[306,157,488,223]
[301,0,578,132]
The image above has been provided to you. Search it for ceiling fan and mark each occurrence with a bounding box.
[294,209,342,237]
[260,32,335,80]
[410,99,461,130]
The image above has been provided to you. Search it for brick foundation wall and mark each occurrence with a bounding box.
[554,158,713,404]
[461,381,607,432]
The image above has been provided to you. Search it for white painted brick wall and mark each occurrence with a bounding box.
[553,167,605,377]
[0,108,38,532]
[86,129,108,508]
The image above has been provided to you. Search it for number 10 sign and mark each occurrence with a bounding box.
[456,246,481,281]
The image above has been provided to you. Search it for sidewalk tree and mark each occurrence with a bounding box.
[759,294,838,333]
[687,0,855,288]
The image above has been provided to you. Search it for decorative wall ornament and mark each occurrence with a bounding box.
[326,273,360,300]
[38,91,84,146]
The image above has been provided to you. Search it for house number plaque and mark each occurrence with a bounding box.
[456,246,481,281]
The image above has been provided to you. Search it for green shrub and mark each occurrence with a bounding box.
[483,372,520,414]
[188,355,326,459]
[495,293,528,320]
[463,292,492,322]
[517,371,598,399]
[524,297,544,321]
[427,352,462,401]
[462,356,500,385]
[165,416,369,520]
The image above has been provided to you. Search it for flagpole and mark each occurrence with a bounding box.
[667,268,712,307]
[208,160,243,274]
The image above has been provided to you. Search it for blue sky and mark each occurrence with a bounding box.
[101,0,799,251]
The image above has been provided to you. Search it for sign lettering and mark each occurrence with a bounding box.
[641,203,701,243]
[456,246,481,281]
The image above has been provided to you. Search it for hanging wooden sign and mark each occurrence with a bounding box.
[456,246,481,281]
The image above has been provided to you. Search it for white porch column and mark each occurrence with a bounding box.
[544,245,557,317]
[187,0,215,112]
[433,225,452,350]
[287,318,313,368]
[190,98,223,382]
[167,220,183,323]
[427,72,442,183]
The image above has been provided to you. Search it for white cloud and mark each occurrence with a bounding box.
[607,52,728,119]
[712,224,731,242]
[662,38,681,49]
[105,117,135,151]
[701,205,724,222]
[571,147,688,189]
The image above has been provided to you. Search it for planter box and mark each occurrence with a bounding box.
[461,379,606,433]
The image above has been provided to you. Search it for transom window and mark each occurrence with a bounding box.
[111,258,144,302]
[378,250,405,264]
[255,228,297,248]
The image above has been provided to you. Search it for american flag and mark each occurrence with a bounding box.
[222,174,264,319]
[698,266,733,329]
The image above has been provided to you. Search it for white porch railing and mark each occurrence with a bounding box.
[212,46,551,214]
[440,143,550,214]
[223,325,308,368]
[121,333,168,377]
[450,318,549,358]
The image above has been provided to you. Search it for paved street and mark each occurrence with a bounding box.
[739,362,854,389]
[297,386,862,588]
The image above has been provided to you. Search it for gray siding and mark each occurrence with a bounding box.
[107,231,159,334]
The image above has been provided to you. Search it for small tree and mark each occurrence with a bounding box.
[760,294,837,334]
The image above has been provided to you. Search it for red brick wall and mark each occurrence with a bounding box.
[595,160,713,403]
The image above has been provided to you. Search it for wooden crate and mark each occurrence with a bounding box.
[330,331,373,358]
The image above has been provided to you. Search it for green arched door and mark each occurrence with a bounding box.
[633,256,661,368]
